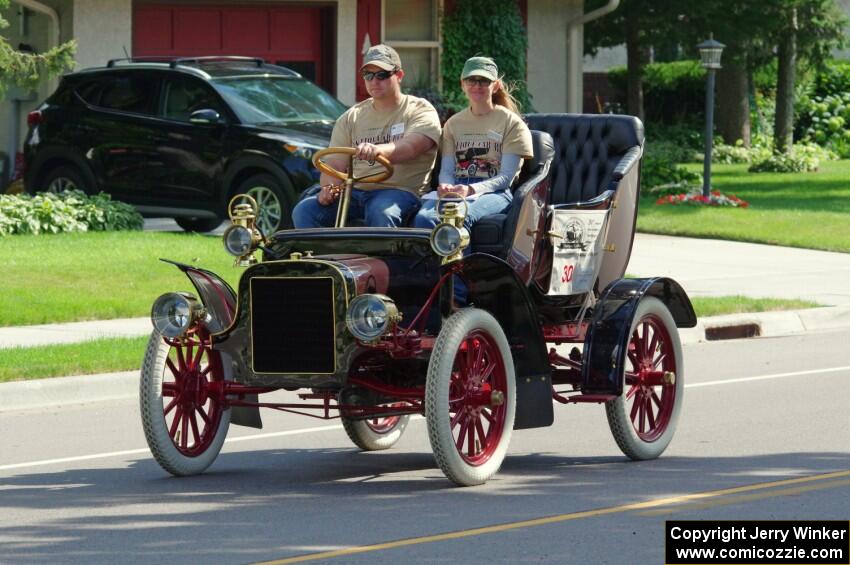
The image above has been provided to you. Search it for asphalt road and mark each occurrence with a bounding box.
[1,330,849,564]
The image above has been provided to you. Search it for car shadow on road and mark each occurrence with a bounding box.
[2,450,849,563]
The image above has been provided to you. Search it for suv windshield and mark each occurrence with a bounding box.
[212,76,346,125]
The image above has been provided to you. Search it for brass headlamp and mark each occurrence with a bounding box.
[429,195,470,264]
[223,194,265,266]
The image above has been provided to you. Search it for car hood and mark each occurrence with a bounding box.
[251,121,334,146]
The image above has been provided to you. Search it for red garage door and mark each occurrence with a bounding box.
[133,4,334,91]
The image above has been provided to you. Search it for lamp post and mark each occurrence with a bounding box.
[697,35,725,199]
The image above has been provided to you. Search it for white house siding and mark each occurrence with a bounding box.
[1,3,54,184]
[72,0,131,70]
[527,0,584,113]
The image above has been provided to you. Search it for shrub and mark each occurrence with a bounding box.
[795,91,850,158]
[644,140,699,164]
[811,59,850,98]
[748,143,838,173]
[712,138,772,165]
[608,61,705,125]
[641,156,702,190]
[0,190,143,236]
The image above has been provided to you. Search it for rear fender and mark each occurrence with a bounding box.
[161,260,261,428]
[581,277,696,395]
[457,253,553,430]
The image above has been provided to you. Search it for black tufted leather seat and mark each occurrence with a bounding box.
[524,113,644,206]
[471,114,644,261]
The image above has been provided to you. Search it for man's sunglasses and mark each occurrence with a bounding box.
[361,69,397,81]
[463,77,493,87]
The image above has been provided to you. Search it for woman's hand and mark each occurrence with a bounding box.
[437,183,474,198]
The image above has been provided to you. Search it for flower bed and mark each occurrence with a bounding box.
[656,191,749,208]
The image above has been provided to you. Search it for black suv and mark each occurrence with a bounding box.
[22,57,346,232]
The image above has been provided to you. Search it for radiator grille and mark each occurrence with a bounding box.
[250,277,336,374]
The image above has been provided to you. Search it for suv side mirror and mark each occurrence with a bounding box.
[189,109,223,125]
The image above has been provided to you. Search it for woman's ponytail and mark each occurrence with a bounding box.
[492,78,521,114]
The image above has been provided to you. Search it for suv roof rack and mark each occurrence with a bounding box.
[171,56,265,68]
[106,56,266,69]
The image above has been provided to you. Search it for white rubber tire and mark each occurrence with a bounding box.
[605,297,683,460]
[342,414,410,451]
[140,331,230,476]
[426,309,516,486]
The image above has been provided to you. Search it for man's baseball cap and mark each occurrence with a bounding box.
[461,56,498,81]
[361,44,402,71]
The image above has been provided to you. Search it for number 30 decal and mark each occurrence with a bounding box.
[561,264,574,283]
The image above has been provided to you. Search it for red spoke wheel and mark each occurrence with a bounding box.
[140,329,230,476]
[605,297,683,460]
[426,309,515,486]
[342,403,410,451]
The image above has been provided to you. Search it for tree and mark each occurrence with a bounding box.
[585,0,684,121]
[0,0,76,99]
[767,0,847,153]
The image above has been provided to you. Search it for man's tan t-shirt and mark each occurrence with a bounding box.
[442,106,533,183]
[330,95,441,195]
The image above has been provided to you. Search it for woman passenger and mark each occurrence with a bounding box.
[413,56,533,231]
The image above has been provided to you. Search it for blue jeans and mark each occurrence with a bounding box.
[413,190,512,230]
[292,188,420,228]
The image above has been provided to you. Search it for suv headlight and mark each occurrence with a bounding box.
[284,142,325,160]
[151,292,206,338]
[430,223,469,257]
[346,294,400,341]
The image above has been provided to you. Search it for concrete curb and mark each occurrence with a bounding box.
[2,306,849,413]
[0,371,138,413]
[679,305,850,344]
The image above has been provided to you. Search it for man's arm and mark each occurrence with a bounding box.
[354,133,436,164]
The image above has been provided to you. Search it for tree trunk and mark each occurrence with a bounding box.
[716,57,751,147]
[625,0,645,121]
[774,7,797,154]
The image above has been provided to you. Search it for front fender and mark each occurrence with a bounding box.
[159,260,261,429]
[581,277,696,395]
[160,259,236,333]
[458,253,554,430]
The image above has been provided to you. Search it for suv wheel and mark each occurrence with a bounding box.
[174,217,223,233]
[236,173,291,234]
[40,165,89,194]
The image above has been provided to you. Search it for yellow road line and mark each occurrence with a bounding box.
[254,469,850,565]
[640,477,850,515]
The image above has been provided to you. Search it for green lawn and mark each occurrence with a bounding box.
[0,336,149,382]
[689,296,818,317]
[1,231,240,327]
[637,159,850,252]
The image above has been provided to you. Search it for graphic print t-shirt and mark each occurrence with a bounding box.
[329,95,441,195]
[442,106,533,183]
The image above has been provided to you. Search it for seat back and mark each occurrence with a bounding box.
[515,129,555,188]
[524,113,645,293]
[524,113,644,205]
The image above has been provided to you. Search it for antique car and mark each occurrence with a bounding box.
[140,113,697,487]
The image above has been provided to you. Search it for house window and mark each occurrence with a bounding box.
[382,0,440,89]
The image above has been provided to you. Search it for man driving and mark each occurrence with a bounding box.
[292,44,441,228]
